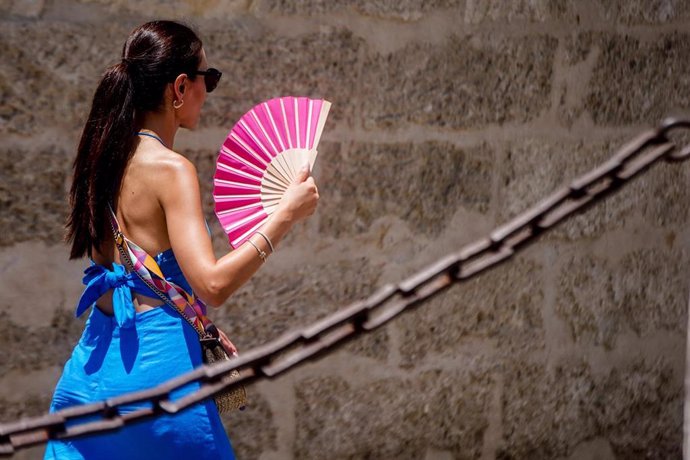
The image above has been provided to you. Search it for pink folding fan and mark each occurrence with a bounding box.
[213,96,332,248]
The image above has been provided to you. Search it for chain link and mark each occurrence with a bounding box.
[1,118,689,456]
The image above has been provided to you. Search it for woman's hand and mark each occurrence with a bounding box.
[276,164,319,223]
[217,327,238,357]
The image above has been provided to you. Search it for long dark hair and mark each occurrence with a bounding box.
[66,20,203,259]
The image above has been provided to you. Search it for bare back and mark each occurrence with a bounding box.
[92,139,189,314]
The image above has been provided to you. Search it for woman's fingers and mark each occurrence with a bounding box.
[218,328,238,356]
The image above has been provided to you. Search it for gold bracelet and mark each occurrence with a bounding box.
[255,231,275,253]
[247,239,267,263]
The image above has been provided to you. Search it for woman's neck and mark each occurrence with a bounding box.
[137,109,178,149]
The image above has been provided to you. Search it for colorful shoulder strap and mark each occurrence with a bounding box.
[107,205,216,338]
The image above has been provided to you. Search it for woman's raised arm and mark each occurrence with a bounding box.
[160,154,318,307]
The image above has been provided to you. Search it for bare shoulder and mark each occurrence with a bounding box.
[154,149,197,177]
[150,150,202,215]
[135,147,199,190]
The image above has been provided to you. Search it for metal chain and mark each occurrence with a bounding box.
[1,118,689,456]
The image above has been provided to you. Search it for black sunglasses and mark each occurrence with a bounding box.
[189,68,222,93]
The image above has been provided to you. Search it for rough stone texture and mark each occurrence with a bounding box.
[361,35,557,129]
[0,308,84,373]
[499,138,613,222]
[499,357,682,459]
[0,0,45,17]
[0,22,128,135]
[70,0,247,17]
[499,359,597,459]
[614,248,689,336]
[562,32,598,68]
[319,141,493,238]
[595,0,690,24]
[257,0,576,23]
[213,257,387,360]
[597,358,683,458]
[221,391,277,460]
[201,27,364,129]
[0,146,70,247]
[557,32,602,127]
[556,248,688,348]
[295,368,492,459]
[585,33,690,126]
[499,137,690,241]
[255,0,464,20]
[463,0,574,24]
[0,393,53,421]
[398,257,545,367]
[1,1,689,458]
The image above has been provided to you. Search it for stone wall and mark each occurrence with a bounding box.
[1,0,690,458]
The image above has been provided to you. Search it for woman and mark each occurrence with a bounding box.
[44,20,318,459]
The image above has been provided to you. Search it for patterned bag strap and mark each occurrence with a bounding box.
[107,204,216,339]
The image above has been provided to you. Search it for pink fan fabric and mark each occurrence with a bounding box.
[213,96,329,248]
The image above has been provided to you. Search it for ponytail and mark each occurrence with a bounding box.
[65,20,202,260]
[66,62,136,259]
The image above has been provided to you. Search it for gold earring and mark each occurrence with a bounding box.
[173,99,184,109]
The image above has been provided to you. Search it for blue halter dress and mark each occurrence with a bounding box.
[43,249,236,460]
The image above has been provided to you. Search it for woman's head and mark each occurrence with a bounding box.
[121,20,209,128]
[66,20,213,259]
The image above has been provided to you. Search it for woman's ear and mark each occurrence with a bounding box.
[173,74,187,100]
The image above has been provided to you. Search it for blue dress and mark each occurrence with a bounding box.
[44,249,235,460]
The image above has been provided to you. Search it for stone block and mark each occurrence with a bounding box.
[463,0,575,24]
[360,35,557,129]
[69,0,234,17]
[0,146,70,247]
[294,367,492,459]
[342,326,390,362]
[556,247,688,348]
[614,248,689,336]
[201,27,364,130]
[499,357,682,458]
[318,141,493,239]
[498,138,613,223]
[256,0,576,23]
[498,137,688,241]
[254,0,464,20]
[499,359,596,458]
[70,0,202,17]
[556,253,616,348]
[212,257,387,360]
[556,32,602,127]
[221,391,277,459]
[594,0,690,24]
[0,308,84,373]
[397,256,544,367]
[0,393,53,421]
[561,32,598,67]
[594,358,682,458]
[0,21,129,135]
[0,0,45,17]
[585,33,690,126]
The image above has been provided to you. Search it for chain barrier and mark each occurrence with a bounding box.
[1,118,689,456]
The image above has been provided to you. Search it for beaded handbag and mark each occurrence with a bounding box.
[107,206,247,413]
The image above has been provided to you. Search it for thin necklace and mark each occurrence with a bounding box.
[136,130,167,148]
